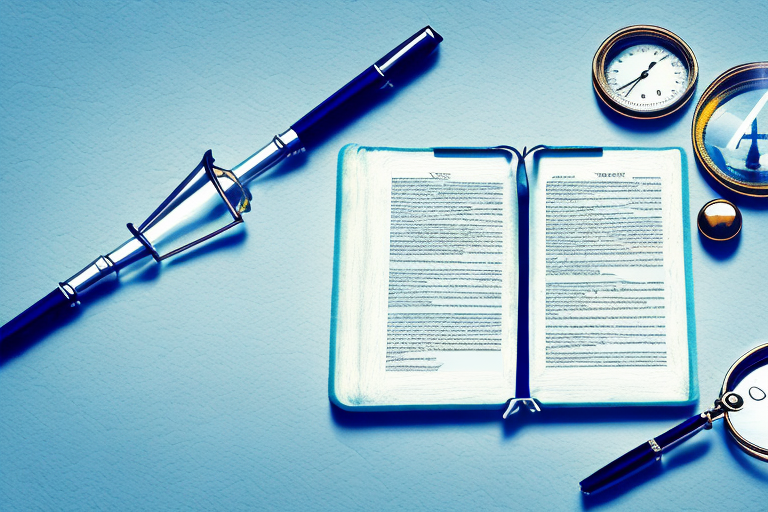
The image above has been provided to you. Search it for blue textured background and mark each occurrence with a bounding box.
[1,1,767,510]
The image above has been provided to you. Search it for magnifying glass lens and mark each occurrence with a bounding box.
[580,345,768,495]
[728,363,768,453]
[693,63,768,196]
[703,88,768,184]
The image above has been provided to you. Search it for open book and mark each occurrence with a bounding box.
[329,145,696,413]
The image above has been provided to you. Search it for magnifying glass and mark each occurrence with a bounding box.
[692,62,768,196]
[580,344,768,494]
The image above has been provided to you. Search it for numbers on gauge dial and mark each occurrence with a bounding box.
[604,44,688,112]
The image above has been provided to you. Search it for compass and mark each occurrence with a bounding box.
[593,25,698,119]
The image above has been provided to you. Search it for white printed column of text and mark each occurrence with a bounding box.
[387,177,504,372]
[544,177,667,368]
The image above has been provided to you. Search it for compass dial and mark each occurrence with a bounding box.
[593,26,698,119]
[604,44,688,113]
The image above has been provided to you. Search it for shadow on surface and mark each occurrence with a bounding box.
[331,404,504,429]
[0,278,121,367]
[331,402,698,433]
[131,259,162,282]
[505,404,699,438]
[539,403,698,424]
[695,159,768,212]
[699,230,740,259]
[581,437,711,508]
[260,150,309,182]
[169,227,248,266]
[724,428,768,483]
[594,93,694,133]
[331,403,720,505]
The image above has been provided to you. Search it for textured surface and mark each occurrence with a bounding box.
[1,1,767,510]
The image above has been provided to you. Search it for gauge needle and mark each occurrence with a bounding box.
[624,76,644,97]
[616,75,643,92]
[616,57,667,97]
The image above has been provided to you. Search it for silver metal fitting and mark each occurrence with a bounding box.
[64,255,116,295]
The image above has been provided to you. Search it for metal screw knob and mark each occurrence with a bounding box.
[697,199,742,241]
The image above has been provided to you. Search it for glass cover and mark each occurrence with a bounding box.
[603,39,689,113]
[727,359,768,453]
[703,87,768,187]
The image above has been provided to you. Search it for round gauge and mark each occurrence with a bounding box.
[692,62,768,196]
[593,25,698,119]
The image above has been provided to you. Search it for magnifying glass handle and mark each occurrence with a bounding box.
[580,413,710,495]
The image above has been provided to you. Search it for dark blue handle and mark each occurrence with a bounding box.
[655,413,709,448]
[0,288,75,342]
[580,413,709,495]
[290,26,442,146]
[580,441,659,495]
[291,66,384,145]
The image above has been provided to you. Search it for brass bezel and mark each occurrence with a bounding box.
[592,25,698,119]
[691,62,768,197]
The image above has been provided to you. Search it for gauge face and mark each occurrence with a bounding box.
[593,26,698,119]
[604,44,689,113]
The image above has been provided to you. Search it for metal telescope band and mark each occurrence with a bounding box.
[127,150,251,263]
[59,129,303,306]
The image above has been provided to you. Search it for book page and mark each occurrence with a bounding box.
[528,149,690,404]
[331,147,518,408]
[387,173,506,373]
